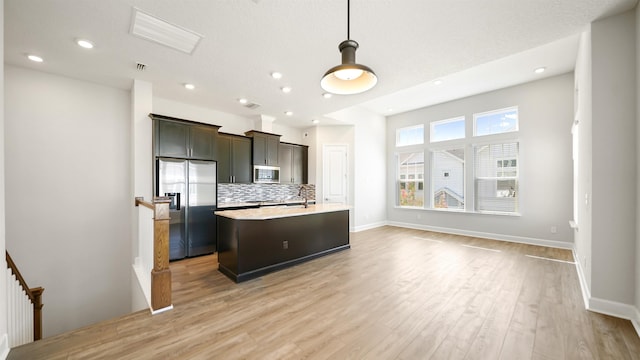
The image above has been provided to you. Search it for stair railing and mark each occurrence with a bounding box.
[6,251,43,348]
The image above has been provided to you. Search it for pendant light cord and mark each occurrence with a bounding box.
[347,0,350,40]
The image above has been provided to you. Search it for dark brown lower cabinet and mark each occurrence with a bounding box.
[217,210,350,282]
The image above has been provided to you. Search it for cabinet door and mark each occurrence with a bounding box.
[190,126,216,160]
[266,137,280,166]
[292,145,306,184]
[252,135,267,165]
[158,121,189,158]
[278,144,293,184]
[232,137,252,183]
[216,136,232,183]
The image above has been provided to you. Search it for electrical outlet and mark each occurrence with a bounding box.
[550,226,557,234]
[282,240,288,249]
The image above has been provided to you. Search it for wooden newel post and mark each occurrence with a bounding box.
[31,287,44,340]
[151,198,172,310]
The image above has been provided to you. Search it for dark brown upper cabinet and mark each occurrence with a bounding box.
[245,130,281,166]
[152,114,220,161]
[279,143,308,184]
[216,133,252,184]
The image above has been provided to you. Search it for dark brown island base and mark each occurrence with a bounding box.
[215,204,350,282]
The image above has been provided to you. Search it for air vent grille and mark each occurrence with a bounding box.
[136,62,147,71]
[130,8,203,55]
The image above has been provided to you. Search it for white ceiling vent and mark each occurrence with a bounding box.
[136,62,147,71]
[130,8,203,55]
[244,102,261,110]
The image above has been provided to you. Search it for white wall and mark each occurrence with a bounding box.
[152,97,303,144]
[354,110,387,230]
[332,107,388,231]
[4,66,132,337]
[590,10,637,306]
[387,74,574,247]
[0,0,7,355]
[574,29,594,293]
[130,80,153,312]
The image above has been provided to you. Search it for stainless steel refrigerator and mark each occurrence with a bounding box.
[156,158,217,260]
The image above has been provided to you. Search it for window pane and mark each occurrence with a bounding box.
[398,152,424,207]
[396,125,424,147]
[474,142,518,213]
[432,148,464,210]
[431,117,465,142]
[474,107,518,136]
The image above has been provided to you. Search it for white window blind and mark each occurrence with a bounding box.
[474,142,519,213]
[431,148,465,210]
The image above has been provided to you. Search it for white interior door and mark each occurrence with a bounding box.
[323,144,348,204]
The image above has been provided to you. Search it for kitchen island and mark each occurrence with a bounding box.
[215,204,350,282]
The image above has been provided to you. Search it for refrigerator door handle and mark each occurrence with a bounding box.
[176,193,181,211]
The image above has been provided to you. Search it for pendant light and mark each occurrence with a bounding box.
[321,0,377,95]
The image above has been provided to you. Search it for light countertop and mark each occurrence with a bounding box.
[215,203,350,220]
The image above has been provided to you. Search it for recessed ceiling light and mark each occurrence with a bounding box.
[76,39,94,49]
[322,93,332,99]
[271,72,282,79]
[311,119,320,124]
[238,98,248,104]
[27,55,43,63]
[387,108,393,112]
[433,79,443,85]
[184,83,195,90]
[534,67,546,74]
[281,86,292,93]
[285,111,293,116]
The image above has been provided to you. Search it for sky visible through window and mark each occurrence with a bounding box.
[431,117,465,142]
[475,108,518,136]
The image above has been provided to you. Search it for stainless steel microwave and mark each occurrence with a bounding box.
[253,165,280,183]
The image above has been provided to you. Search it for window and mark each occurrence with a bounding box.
[474,142,519,213]
[431,148,464,210]
[396,125,424,147]
[398,152,424,207]
[430,117,465,142]
[474,107,518,136]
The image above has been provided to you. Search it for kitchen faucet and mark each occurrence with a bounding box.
[298,185,308,208]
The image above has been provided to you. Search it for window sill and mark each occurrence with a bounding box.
[394,206,521,217]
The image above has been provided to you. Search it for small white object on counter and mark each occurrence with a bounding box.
[215,203,350,220]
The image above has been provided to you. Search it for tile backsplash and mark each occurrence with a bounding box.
[218,183,316,204]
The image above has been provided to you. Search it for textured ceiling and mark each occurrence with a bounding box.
[4,0,637,128]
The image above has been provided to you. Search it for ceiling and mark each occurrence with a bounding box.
[5,0,637,128]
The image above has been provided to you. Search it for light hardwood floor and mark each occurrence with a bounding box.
[9,226,640,359]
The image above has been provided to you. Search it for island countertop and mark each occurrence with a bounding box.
[215,203,350,220]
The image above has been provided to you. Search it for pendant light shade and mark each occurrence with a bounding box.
[321,1,377,95]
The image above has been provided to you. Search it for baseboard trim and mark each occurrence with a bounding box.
[150,304,174,315]
[572,247,640,338]
[352,221,388,233]
[631,309,640,338]
[386,221,573,250]
[0,333,9,360]
[588,297,639,322]
[572,248,591,309]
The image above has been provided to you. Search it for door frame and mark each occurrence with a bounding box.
[322,144,349,204]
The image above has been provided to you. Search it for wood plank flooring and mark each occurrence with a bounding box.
[8,226,640,359]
